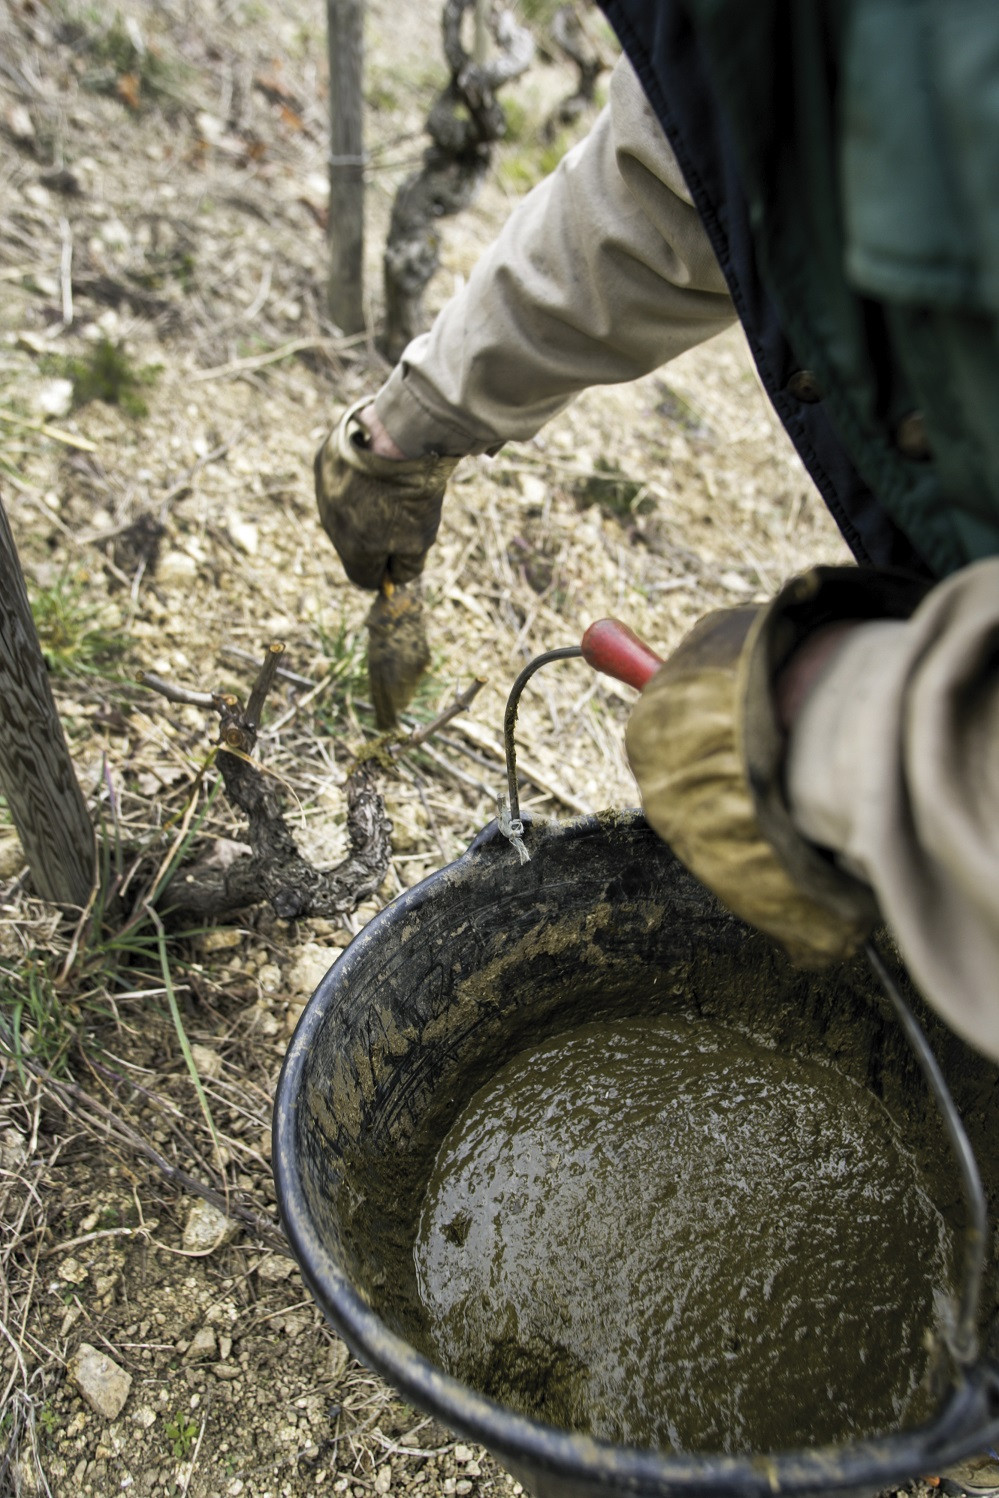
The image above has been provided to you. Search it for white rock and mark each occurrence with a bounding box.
[184,1325,217,1361]
[190,1044,222,1079]
[326,1337,349,1382]
[60,1306,82,1338]
[35,378,74,418]
[132,1405,157,1429]
[255,1253,294,1283]
[718,570,753,594]
[7,104,34,142]
[257,963,282,994]
[518,474,547,508]
[181,1199,239,1254]
[67,1343,132,1420]
[227,516,259,556]
[0,1126,28,1170]
[195,111,225,145]
[284,1002,306,1037]
[286,943,333,996]
[247,1001,279,1037]
[58,1257,89,1286]
[100,221,129,251]
[23,183,51,209]
[205,1298,238,1326]
[157,550,198,584]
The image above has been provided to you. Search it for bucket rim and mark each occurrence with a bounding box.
[273,812,999,1495]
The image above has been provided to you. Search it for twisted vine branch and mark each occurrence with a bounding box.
[381,1,534,360]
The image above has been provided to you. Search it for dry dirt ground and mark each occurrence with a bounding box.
[0,2,927,1496]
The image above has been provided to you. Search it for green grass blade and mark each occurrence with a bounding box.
[144,904,223,1167]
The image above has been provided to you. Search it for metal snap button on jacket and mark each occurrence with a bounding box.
[894,411,932,462]
[785,369,823,403]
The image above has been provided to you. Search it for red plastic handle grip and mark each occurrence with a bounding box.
[580,618,663,691]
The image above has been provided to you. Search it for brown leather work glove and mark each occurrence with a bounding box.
[314,397,459,590]
[625,567,930,968]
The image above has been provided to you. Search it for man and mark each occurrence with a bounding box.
[314,5,999,1073]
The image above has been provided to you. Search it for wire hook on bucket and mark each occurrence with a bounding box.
[501,645,583,835]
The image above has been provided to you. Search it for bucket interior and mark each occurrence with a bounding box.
[279,813,999,1472]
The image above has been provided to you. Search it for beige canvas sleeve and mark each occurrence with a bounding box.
[374,57,735,458]
[784,558,999,1059]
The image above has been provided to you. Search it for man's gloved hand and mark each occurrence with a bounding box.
[314,397,459,590]
[624,567,929,968]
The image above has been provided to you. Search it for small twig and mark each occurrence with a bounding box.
[221,644,315,689]
[450,716,593,815]
[260,670,335,737]
[145,766,219,908]
[245,642,285,727]
[58,216,73,328]
[55,878,100,986]
[403,677,486,749]
[243,261,272,322]
[406,738,491,795]
[137,671,231,710]
[0,409,96,453]
[189,334,364,383]
[39,1226,151,1259]
[179,1398,211,1497]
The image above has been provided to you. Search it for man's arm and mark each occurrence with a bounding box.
[784,558,999,1059]
[372,56,735,458]
[625,560,999,1062]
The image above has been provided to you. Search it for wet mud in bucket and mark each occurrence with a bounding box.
[414,1013,953,1454]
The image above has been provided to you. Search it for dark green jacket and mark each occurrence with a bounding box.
[602,0,999,579]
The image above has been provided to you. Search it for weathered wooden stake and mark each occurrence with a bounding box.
[0,494,95,906]
[326,0,365,335]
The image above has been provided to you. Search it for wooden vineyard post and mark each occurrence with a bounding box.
[0,494,95,907]
[474,0,489,64]
[326,0,365,334]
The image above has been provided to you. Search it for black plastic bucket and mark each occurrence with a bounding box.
[273,810,999,1498]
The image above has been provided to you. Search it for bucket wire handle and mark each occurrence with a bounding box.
[501,620,664,838]
[501,646,583,844]
[865,939,986,1369]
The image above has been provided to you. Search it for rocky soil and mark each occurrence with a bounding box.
[0,2,926,1497]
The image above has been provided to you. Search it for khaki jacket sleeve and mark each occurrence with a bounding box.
[374,57,735,458]
[784,558,999,1059]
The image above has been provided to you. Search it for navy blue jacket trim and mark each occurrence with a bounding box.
[599,0,933,578]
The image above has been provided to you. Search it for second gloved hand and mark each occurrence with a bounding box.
[314,397,459,590]
[624,568,927,968]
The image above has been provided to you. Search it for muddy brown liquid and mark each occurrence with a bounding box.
[414,1016,953,1453]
